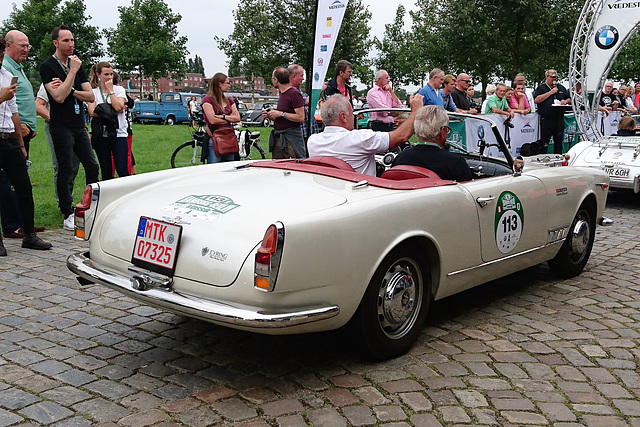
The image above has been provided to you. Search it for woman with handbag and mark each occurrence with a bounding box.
[87,62,129,180]
[202,73,240,163]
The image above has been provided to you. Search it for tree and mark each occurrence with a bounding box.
[104,0,188,96]
[416,0,583,98]
[373,5,416,87]
[406,0,446,87]
[610,32,640,83]
[187,55,205,77]
[218,0,372,95]
[1,0,103,77]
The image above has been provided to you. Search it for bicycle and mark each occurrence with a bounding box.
[171,112,266,168]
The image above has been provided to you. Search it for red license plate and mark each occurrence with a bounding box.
[131,217,182,276]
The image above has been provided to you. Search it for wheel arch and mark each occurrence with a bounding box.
[375,235,442,301]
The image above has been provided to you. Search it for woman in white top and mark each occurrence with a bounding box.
[87,61,129,180]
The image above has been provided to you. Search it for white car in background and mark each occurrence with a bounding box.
[567,135,640,193]
[67,113,612,360]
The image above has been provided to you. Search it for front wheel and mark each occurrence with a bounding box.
[165,116,176,126]
[241,143,266,160]
[262,118,272,127]
[350,245,431,360]
[548,201,596,278]
[171,140,203,168]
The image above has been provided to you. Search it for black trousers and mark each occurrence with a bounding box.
[0,137,34,234]
[50,125,99,217]
[539,116,565,155]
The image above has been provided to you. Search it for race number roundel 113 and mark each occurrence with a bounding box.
[494,191,524,254]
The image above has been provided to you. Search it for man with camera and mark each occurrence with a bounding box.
[534,69,571,155]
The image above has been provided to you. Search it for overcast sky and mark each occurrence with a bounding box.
[3,0,417,90]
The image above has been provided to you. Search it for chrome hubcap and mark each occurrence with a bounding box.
[571,218,590,259]
[377,258,422,339]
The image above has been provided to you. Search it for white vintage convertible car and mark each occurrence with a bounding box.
[68,113,612,360]
[567,135,640,193]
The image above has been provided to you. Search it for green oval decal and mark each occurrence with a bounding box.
[495,191,524,254]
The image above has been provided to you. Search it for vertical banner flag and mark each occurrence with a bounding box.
[309,0,350,129]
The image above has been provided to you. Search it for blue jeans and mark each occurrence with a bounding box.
[95,136,130,180]
[207,138,235,163]
[50,125,99,217]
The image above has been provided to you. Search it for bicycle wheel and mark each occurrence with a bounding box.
[241,143,266,160]
[171,140,203,168]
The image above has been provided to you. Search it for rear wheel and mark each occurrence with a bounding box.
[548,201,595,278]
[171,140,203,168]
[350,245,431,360]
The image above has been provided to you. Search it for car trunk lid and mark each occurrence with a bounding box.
[98,167,347,285]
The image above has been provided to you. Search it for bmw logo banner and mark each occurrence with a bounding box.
[584,1,639,95]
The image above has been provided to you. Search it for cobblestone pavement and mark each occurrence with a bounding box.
[1,190,640,427]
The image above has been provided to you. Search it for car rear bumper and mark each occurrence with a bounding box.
[609,173,640,193]
[67,251,340,329]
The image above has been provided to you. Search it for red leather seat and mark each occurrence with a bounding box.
[380,165,441,180]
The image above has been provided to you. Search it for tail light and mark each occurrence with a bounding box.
[74,185,97,240]
[254,223,284,292]
[562,154,570,166]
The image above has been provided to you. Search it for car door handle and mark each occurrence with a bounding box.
[476,196,496,207]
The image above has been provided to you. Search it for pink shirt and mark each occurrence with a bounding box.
[509,93,530,110]
[366,85,403,123]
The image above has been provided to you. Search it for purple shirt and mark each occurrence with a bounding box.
[275,87,304,131]
[366,85,402,123]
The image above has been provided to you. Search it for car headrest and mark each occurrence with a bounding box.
[380,165,441,180]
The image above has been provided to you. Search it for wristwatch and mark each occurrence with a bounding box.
[70,87,76,95]
[281,111,286,118]
[109,91,115,95]
[222,114,226,120]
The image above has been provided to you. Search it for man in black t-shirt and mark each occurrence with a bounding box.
[534,69,571,155]
[598,81,618,115]
[450,73,478,114]
[39,25,99,231]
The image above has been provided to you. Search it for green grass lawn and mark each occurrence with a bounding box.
[26,119,272,230]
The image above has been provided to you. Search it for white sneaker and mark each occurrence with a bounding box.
[63,214,75,231]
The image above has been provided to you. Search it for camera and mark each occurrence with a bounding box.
[504,118,515,128]
[469,100,479,110]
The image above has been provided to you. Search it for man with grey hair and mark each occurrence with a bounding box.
[418,68,445,107]
[366,69,403,131]
[1,30,46,239]
[308,93,424,176]
[392,105,472,182]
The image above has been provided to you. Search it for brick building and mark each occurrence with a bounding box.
[124,72,206,97]
[229,76,268,92]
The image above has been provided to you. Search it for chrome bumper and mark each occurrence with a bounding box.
[67,252,339,329]
[609,173,640,193]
